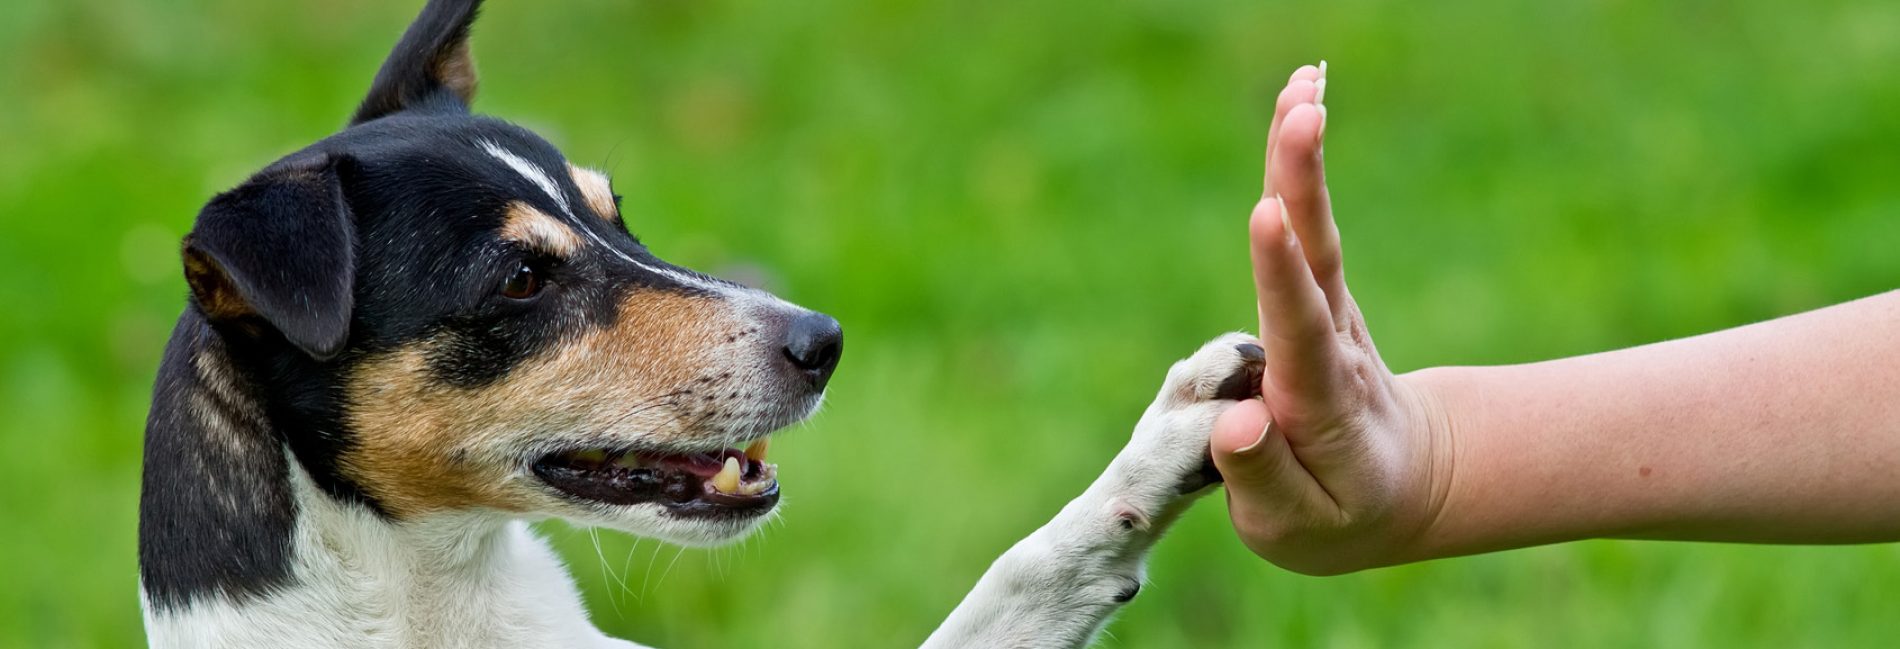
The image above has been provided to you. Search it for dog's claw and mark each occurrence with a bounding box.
[1234,342,1264,362]
[1212,345,1266,402]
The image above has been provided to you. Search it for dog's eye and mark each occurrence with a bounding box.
[499,263,542,300]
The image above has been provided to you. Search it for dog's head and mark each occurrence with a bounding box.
[178,0,839,545]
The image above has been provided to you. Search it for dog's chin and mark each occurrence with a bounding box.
[564,501,776,547]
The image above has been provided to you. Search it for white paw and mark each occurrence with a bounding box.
[1113,332,1265,516]
[919,334,1268,649]
[1158,331,1267,408]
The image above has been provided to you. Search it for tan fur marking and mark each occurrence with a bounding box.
[436,39,478,103]
[181,243,250,321]
[500,202,582,257]
[567,164,619,222]
[343,290,736,518]
[191,349,265,444]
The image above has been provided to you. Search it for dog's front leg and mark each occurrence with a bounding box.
[921,333,1263,649]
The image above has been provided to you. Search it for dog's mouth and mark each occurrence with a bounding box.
[531,440,779,518]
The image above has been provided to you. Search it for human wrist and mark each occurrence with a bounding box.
[1392,362,1629,561]
[1385,366,1469,566]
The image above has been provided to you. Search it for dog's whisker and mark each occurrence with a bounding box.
[655,545,688,593]
[587,528,625,616]
[638,540,664,600]
[620,537,644,604]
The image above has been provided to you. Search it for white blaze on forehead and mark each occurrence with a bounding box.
[480,140,570,214]
[477,139,751,298]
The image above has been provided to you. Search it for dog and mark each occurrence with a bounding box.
[138,1,1262,646]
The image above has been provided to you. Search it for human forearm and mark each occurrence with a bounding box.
[1405,290,1900,561]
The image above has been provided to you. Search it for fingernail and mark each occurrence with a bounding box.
[1313,61,1330,141]
[1235,420,1275,456]
[1275,194,1295,243]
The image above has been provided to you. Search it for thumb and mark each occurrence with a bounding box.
[1212,399,1323,532]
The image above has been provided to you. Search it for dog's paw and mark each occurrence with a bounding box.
[1159,332,1267,407]
[927,333,1266,649]
[1116,332,1265,503]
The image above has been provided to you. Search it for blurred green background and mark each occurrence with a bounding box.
[3,0,1899,646]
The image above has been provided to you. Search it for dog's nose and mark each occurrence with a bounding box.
[781,311,843,390]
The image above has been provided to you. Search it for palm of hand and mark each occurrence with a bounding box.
[1209,63,1452,575]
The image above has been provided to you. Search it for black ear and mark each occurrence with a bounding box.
[183,155,356,360]
[351,0,484,126]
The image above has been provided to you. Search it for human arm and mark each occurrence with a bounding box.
[1210,63,1900,574]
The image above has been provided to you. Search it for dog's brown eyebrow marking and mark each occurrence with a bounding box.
[500,202,582,257]
[567,163,618,222]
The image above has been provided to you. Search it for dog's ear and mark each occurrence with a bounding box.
[182,155,356,361]
[351,0,483,126]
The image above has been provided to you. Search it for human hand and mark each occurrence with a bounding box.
[1209,63,1453,575]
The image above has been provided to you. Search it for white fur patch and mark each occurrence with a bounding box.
[480,140,571,215]
[142,456,649,649]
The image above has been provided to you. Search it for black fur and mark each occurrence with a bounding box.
[352,0,481,125]
[138,0,639,609]
[139,317,297,609]
[183,154,356,360]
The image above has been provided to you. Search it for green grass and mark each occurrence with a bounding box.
[3,0,1899,646]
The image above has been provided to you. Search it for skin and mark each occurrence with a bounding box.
[1209,64,1900,576]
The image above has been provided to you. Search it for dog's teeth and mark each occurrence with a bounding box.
[712,457,742,494]
[744,439,770,462]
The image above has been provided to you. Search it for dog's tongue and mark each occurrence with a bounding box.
[642,451,724,478]
[641,440,771,479]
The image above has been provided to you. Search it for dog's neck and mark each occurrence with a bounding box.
[235,464,616,649]
[139,314,631,649]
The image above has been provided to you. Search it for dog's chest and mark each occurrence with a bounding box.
[144,487,638,649]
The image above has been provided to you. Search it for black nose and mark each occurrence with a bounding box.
[782,312,843,390]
